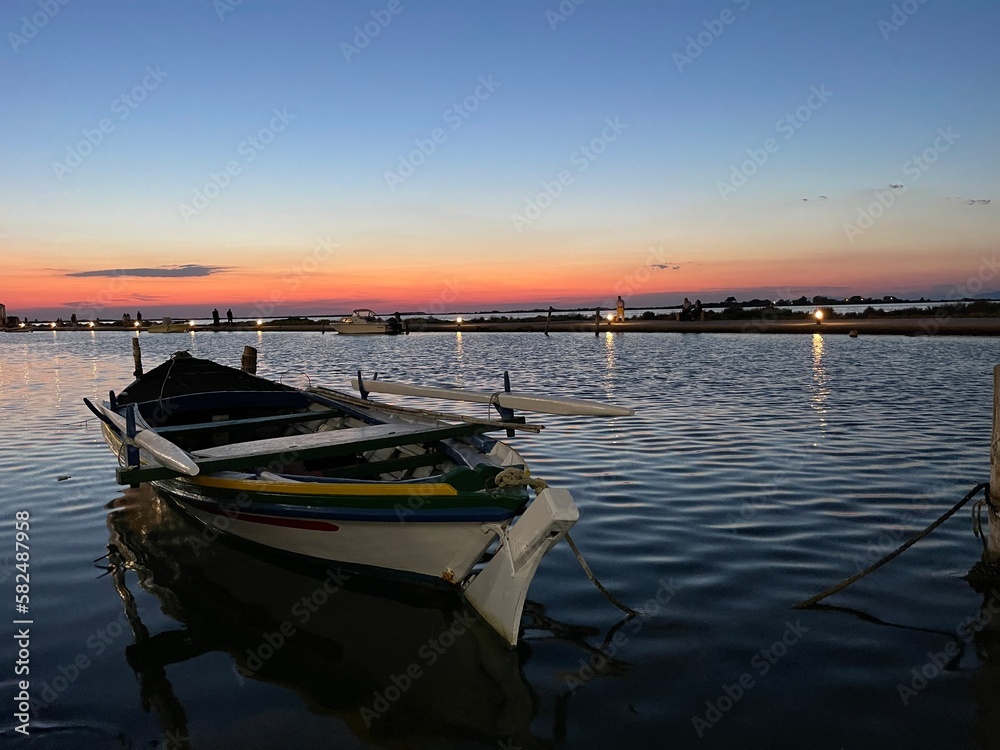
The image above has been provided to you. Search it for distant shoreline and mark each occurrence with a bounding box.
[6,317,1000,336]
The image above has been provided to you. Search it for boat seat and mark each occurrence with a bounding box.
[155,408,343,435]
[117,420,489,485]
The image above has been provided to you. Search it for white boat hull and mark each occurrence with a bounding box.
[330,322,390,335]
[176,497,502,583]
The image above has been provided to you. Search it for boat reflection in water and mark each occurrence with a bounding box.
[104,486,553,748]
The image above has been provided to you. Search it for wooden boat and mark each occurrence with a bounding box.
[86,350,633,644]
[104,486,543,745]
[330,309,400,335]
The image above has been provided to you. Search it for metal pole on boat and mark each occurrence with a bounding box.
[124,404,140,488]
[131,336,143,378]
[989,365,1000,561]
[241,346,257,374]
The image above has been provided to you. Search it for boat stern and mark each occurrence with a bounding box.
[463,488,579,646]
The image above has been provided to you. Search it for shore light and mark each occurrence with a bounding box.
[50,322,56,328]
[256,319,263,326]
[88,321,95,327]
[18,323,25,328]
[455,317,463,325]
[134,321,140,327]
[188,320,196,328]
[814,310,824,324]
[606,313,615,322]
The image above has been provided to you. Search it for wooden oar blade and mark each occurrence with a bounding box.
[500,392,634,417]
[94,402,200,477]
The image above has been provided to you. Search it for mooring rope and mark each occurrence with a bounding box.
[492,468,638,616]
[493,466,548,492]
[792,481,989,609]
[973,496,989,552]
[564,533,638,616]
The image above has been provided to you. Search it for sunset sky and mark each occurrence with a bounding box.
[2,0,998,320]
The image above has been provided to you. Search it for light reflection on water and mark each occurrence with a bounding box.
[810,333,829,437]
[1,330,999,748]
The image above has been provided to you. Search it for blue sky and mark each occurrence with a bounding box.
[2,0,998,318]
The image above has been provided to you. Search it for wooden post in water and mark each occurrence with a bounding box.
[241,345,258,375]
[131,337,143,377]
[544,306,553,336]
[990,365,1000,561]
[594,309,601,337]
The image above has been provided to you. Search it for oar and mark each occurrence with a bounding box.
[84,398,199,476]
[349,378,634,417]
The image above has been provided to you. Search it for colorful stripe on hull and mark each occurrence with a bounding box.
[175,495,503,582]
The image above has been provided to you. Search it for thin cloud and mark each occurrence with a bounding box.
[66,264,231,278]
[946,196,992,206]
[649,263,682,271]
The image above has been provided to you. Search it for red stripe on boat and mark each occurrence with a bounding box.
[194,504,339,532]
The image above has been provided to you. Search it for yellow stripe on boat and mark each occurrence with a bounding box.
[190,475,460,496]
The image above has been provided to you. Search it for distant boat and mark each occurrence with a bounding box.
[85,351,632,644]
[147,323,191,333]
[147,317,191,334]
[330,309,401,335]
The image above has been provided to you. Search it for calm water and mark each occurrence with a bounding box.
[1,330,999,749]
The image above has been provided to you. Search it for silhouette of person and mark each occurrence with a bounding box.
[682,298,692,321]
[226,308,233,325]
[615,295,625,323]
[212,308,220,326]
[693,300,703,320]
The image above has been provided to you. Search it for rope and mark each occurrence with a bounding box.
[564,533,638,616]
[489,468,637,616]
[493,466,548,492]
[792,481,988,609]
[973,497,988,552]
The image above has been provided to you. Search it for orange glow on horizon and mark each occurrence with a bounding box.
[4,231,995,317]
